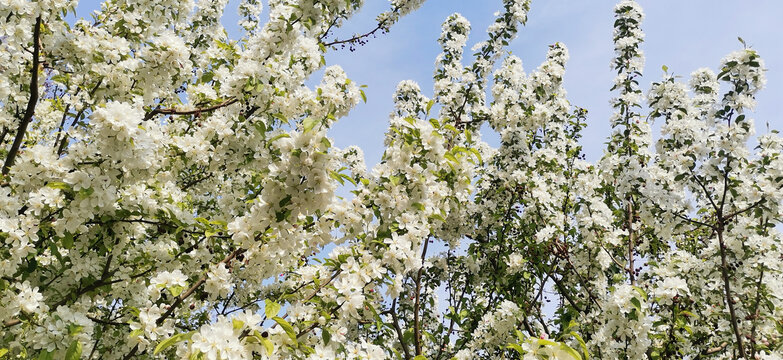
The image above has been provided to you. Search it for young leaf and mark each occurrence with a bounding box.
[154,332,192,355]
[273,316,297,343]
[265,299,282,319]
[64,340,82,360]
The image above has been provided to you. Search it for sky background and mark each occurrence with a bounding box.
[314,0,783,165]
[75,0,783,165]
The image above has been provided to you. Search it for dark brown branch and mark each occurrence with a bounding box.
[322,23,386,48]
[3,16,42,175]
[702,342,728,356]
[626,199,635,285]
[52,85,83,154]
[435,280,468,360]
[0,127,9,147]
[413,237,430,356]
[716,222,746,359]
[143,98,237,121]
[714,154,747,359]
[162,249,242,323]
[749,267,765,358]
[295,302,344,338]
[57,78,103,156]
[544,267,582,313]
[122,248,244,359]
[2,318,20,328]
[689,168,719,213]
[724,199,765,221]
[391,298,412,360]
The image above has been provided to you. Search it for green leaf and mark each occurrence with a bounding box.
[209,219,227,227]
[37,350,53,360]
[154,332,193,355]
[272,113,288,123]
[538,339,560,347]
[61,233,74,249]
[631,285,648,301]
[413,356,428,360]
[47,182,70,190]
[330,171,345,185]
[468,148,482,163]
[273,316,297,343]
[168,285,185,297]
[233,318,244,330]
[0,349,8,359]
[570,332,589,360]
[76,187,93,199]
[303,117,319,132]
[389,175,401,186]
[559,343,583,360]
[679,310,697,318]
[268,133,291,144]
[265,299,282,319]
[260,333,274,355]
[507,343,524,354]
[359,89,367,103]
[247,330,275,355]
[320,137,331,150]
[65,340,82,360]
[630,297,642,312]
[514,329,525,343]
[67,324,84,336]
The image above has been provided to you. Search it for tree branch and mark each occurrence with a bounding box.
[3,16,42,175]
[413,236,430,356]
[391,298,412,360]
[122,248,244,359]
[143,98,237,121]
[716,222,746,359]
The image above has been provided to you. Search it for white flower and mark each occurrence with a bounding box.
[190,317,248,360]
[16,281,43,314]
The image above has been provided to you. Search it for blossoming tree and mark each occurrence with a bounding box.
[0,0,780,359]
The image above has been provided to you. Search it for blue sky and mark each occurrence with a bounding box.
[317,0,783,164]
[75,0,783,164]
